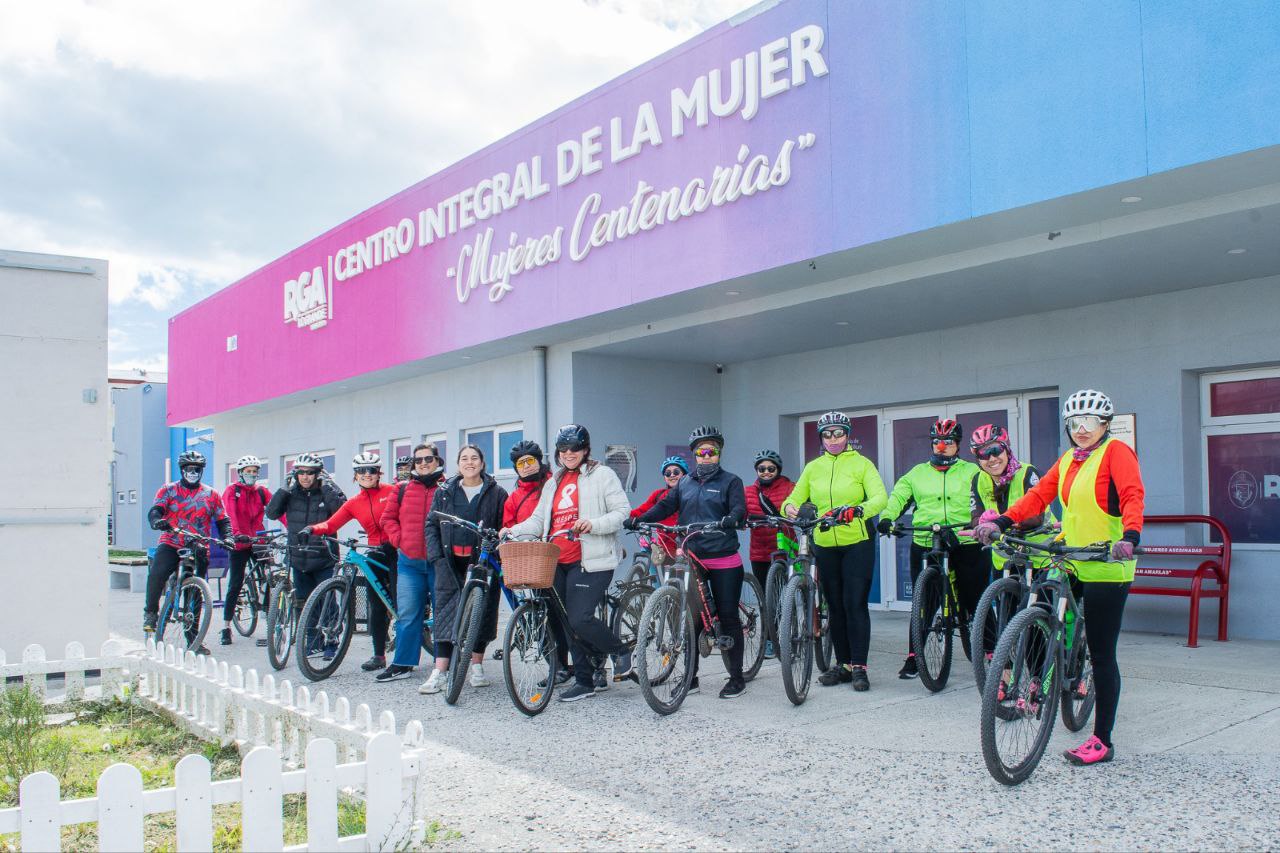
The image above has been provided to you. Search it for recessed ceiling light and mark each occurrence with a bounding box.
[1227,248,1247,255]
[461,355,472,360]
[835,321,850,326]
[725,290,741,296]
[1121,196,1142,203]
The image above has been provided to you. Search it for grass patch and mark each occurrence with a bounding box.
[108,548,147,559]
[0,689,369,852]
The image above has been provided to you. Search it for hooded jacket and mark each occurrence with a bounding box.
[783,449,888,548]
[424,473,508,564]
[638,465,746,560]
[503,472,551,528]
[508,460,631,573]
[222,482,272,551]
[265,478,346,573]
[744,475,794,561]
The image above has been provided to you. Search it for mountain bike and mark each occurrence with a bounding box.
[228,531,283,641]
[750,504,845,705]
[296,536,432,682]
[155,527,220,652]
[430,512,505,705]
[762,532,798,658]
[888,521,973,692]
[979,534,1142,785]
[970,523,1060,691]
[500,531,650,715]
[631,521,766,715]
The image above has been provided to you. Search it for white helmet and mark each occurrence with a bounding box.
[294,452,323,470]
[235,454,263,471]
[352,452,381,469]
[1062,389,1114,420]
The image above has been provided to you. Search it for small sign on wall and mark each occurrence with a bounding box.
[605,445,638,493]
[128,490,138,504]
[1110,413,1137,452]
[116,491,125,504]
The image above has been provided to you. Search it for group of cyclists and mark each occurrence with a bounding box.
[142,387,1144,771]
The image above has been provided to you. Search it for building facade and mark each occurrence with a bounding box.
[169,0,1280,639]
[109,374,170,551]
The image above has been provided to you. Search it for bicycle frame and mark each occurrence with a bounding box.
[636,521,736,649]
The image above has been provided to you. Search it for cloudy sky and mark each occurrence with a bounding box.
[0,0,755,372]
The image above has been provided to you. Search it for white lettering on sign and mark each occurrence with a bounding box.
[1266,474,1280,498]
[282,263,332,331]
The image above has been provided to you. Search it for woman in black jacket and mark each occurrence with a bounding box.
[629,426,748,699]
[421,445,509,694]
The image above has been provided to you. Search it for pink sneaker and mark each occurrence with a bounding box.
[1063,735,1114,766]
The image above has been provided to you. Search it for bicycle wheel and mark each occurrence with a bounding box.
[232,572,259,637]
[610,585,647,653]
[503,600,558,716]
[910,565,953,692]
[735,573,766,682]
[266,582,295,670]
[446,586,485,705]
[176,576,213,652]
[778,574,814,705]
[1060,619,1096,732]
[628,555,653,587]
[970,576,1023,691]
[635,585,694,715]
[814,581,833,674]
[296,577,356,682]
[422,604,435,656]
[764,560,787,646]
[980,606,1061,786]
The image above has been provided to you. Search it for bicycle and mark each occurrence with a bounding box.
[886,521,973,692]
[430,511,505,705]
[751,504,846,706]
[969,523,1060,691]
[631,521,766,715]
[228,531,282,641]
[500,531,651,715]
[296,536,432,682]
[979,534,1141,785]
[154,526,219,653]
[762,531,798,660]
[263,536,298,671]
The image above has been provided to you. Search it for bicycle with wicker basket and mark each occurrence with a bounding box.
[498,530,649,715]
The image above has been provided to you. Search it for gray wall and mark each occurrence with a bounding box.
[111,383,168,551]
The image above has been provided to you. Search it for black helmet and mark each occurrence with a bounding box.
[509,439,544,465]
[555,423,590,451]
[816,411,851,433]
[688,425,724,450]
[753,449,783,470]
[177,450,206,470]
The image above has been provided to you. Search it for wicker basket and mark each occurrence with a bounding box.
[499,541,562,589]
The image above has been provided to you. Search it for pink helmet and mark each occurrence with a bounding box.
[970,424,1010,453]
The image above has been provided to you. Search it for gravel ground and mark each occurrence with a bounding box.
[110,588,1280,851]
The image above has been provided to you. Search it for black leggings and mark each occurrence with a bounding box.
[145,544,207,616]
[692,565,744,681]
[815,540,876,667]
[365,544,398,657]
[551,561,623,686]
[223,549,253,622]
[908,542,990,652]
[749,560,771,592]
[1079,581,1130,746]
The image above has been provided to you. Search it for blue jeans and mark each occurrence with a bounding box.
[391,554,434,667]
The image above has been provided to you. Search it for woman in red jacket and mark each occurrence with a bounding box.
[220,455,272,646]
[304,452,397,672]
[630,455,687,563]
[744,449,793,658]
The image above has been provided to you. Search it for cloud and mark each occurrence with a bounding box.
[0,0,756,371]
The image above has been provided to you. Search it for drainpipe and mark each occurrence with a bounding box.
[532,346,548,448]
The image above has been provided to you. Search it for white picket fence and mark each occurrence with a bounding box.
[0,640,430,851]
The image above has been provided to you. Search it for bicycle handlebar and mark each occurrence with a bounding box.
[887,521,969,535]
[745,512,847,533]
[430,511,501,542]
[170,526,232,550]
[995,533,1144,561]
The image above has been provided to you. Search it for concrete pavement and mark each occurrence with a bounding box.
[109,586,1280,851]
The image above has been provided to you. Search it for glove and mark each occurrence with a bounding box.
[286,474,297,491]
[151,518,171,531]
[978,509,1001,526]
[1110,540,1135,561]
[234,534,253,544]
[719,515,737,531]
[301,526,314,537]
[836,505,863,523]
[623,517,639,531]
[296,530,310,545]
[876,517,894,536]
[974,521,1001,546]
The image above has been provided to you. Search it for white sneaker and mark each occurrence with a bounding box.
[469,663,490,688]
[418,669,444,694]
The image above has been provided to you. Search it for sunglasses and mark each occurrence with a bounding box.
[295,468,319,476]
[974,444,1006,461]
[663,468,684,478]
[557,443,587,453]
[1067,415,1105,432]
[755,465,778,474]
[694,447,720,459]
[514,455,539,468]
[931,439,957,447]
[412,456,435,465]
[819,429,848,440]
[354,467,380,476]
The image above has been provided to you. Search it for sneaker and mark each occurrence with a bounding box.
[763,640,776,659]
[360,655,386,672]
[220,628,232,646]
[898,655,919,680]
[612,651,634,682]
[558,682,596,703]
[719,678,747,699]
[418,669,444,693]
[322,644,337,662]
[594,667,609,691]
[142,613,158,634]
[469,663,490,688]
[851,666,870,692]
[687,677,700,695]
[376,664,414,683]
[195,645,211,656]
[1063,735,1114,766]
[539,670,573,688]
[819,665,852,686]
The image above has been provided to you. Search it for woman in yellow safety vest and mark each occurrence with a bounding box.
[976,389,1145,768]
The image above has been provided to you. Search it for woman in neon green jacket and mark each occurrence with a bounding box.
[782,411,887,692]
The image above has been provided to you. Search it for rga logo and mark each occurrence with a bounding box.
[283,263,331,331]
[1229,470,1258,509]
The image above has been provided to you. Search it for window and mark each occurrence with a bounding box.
[1202,367,1280,546]
[389,437,412,465]
[282,450,336,477]
[423,432,448,472]
[359,441,380,460]
[463,423,522,476]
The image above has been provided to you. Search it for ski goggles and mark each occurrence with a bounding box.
[974,443,1007,461]
[1066,415,1106,432]
[354,466,380,476]
[819,428,848,440]
[694,447,721,459]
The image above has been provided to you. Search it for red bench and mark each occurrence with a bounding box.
[1132,515,1231,648]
